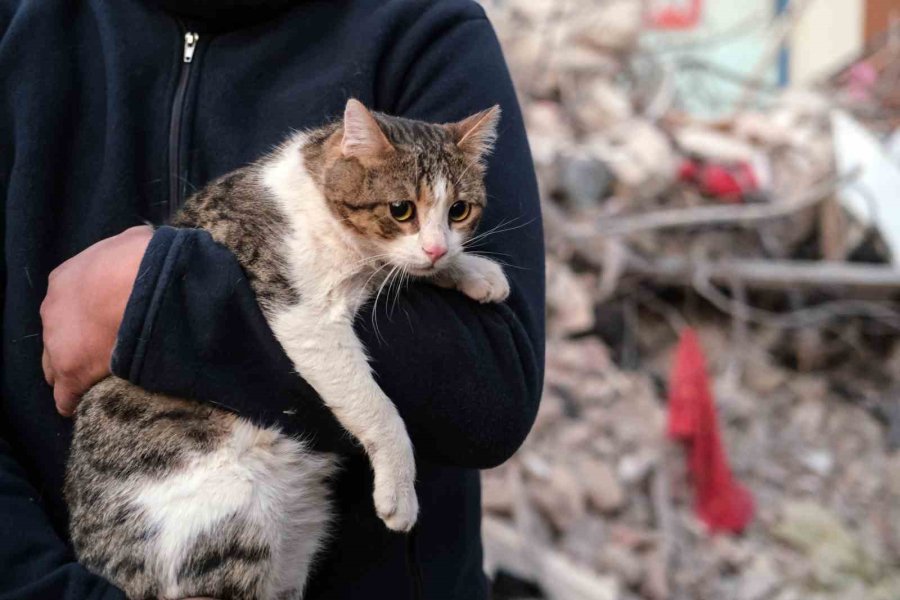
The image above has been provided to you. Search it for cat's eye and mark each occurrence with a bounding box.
[389,201,415,222]
[448,201,471,223]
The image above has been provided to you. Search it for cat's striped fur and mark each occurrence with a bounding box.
[65,100,506,599]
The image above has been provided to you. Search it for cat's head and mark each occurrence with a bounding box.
[308,99,500,276]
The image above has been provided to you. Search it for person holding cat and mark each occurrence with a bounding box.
[1,1,545,599]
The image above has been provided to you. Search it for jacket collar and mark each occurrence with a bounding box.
[146,0,298,27]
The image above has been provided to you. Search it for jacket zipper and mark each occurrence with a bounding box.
[407,528,424,600]
[168,29,200,219]
[166,25,427,599]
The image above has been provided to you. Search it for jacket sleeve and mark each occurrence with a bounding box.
[0,436,126,599]
[112,4,545,469]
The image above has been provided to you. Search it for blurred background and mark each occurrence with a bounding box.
[477,1,900,599]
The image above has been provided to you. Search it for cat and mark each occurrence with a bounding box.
[64,99,509,600]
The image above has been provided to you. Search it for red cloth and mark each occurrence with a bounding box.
[646,0,703,30]
[668,328,754,533]
[700,164,743,201]
[677,158,759,203]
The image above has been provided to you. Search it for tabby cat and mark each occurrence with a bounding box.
[65,99,509,599]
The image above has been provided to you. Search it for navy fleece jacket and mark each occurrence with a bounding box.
[0,0,545,598]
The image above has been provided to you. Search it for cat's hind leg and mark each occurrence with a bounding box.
[139,420,336,600]
[67,380,335,600]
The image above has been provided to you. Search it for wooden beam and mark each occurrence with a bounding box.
[566,174,847,240]
[626,257,900,293]
[482,517,619,600]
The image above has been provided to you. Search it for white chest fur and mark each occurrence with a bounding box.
[259,135,421,533]
[261,135,373,319]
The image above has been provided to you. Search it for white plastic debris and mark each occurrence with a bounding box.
[831,110,900,264]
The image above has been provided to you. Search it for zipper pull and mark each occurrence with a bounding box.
[183,32,199,63]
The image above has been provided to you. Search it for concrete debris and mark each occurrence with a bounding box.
[773,501,878,589]
[480,1,900,599]
[589,120,677,199]
[546,258,596,336]
[578,458,625,514]
[674,125,762,164]
[528,464,588,533]
[486,324,900,600]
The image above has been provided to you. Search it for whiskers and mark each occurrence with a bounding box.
[463,216,534,248]
[464,249,527,271]
[360,215,533,344]
[462,216,535,271]
[351,252,393,269]
[368,262,411,344]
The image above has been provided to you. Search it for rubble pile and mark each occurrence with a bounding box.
[485,0,900,273]
[485,324,900,600]
[479,1,900,599]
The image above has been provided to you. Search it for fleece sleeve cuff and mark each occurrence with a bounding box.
[110,225,186,384]
[108,225,355,454]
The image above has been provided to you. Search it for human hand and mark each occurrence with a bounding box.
[41,225,153,416]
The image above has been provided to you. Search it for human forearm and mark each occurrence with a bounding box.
[358,283,542,468]
[110,226,355,454]
[109,226,541,467]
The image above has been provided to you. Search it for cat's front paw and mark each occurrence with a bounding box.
[457,257,510,303]
[371,441,418,532]
[374,472,419,532]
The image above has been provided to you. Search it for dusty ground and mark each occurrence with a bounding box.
[485,310,900,600]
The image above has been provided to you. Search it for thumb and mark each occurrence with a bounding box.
[54,385,80,417]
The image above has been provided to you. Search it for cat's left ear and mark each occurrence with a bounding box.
[448,105,501,162]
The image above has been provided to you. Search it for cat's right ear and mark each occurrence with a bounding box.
[341,99,394,162]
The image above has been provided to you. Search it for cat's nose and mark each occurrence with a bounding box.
[423,244,447,263]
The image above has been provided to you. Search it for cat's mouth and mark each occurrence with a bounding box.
[405,260,448,277]
[407,264,436,276]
